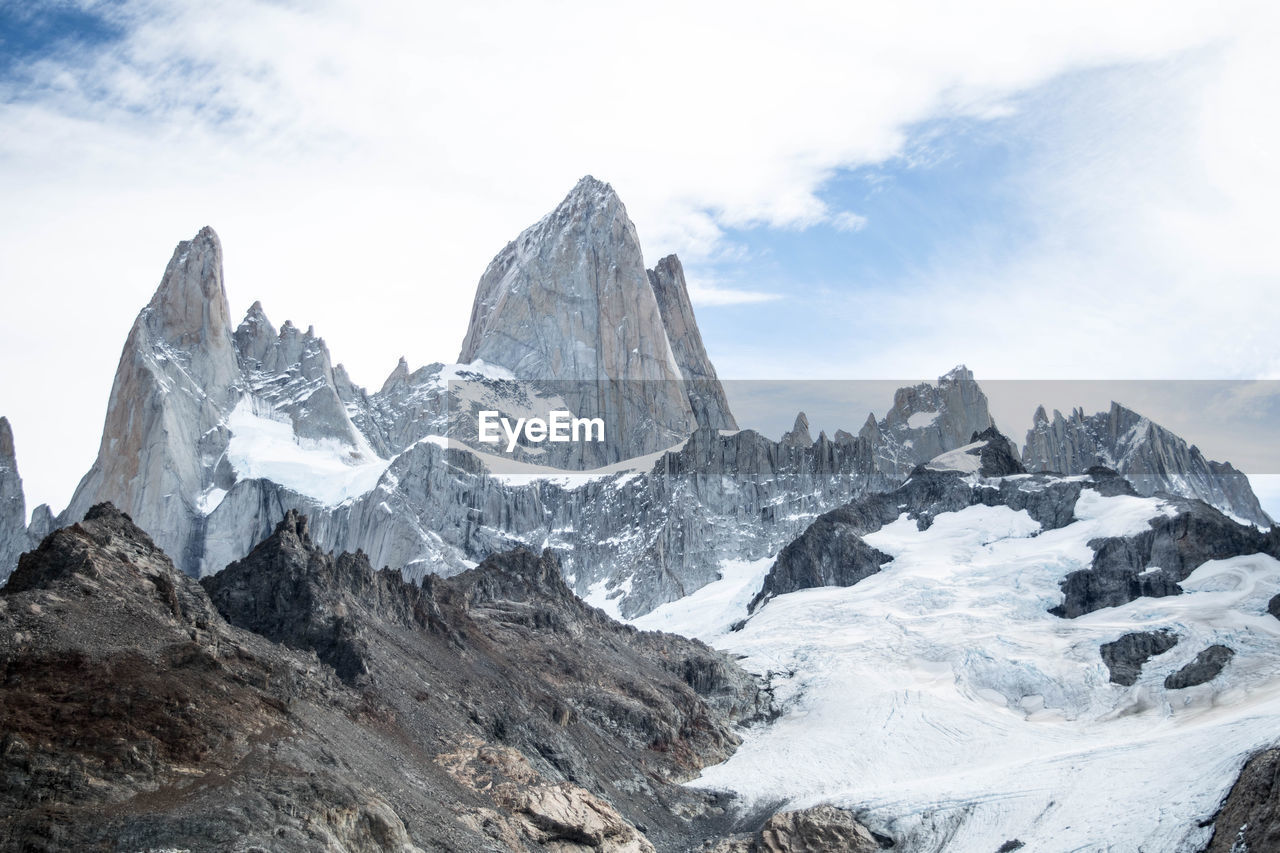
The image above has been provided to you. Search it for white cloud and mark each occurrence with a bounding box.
[830,211,869,232]
[686,284,783,307]
[0,0,1272,512]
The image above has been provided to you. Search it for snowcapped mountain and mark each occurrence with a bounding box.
[1,176,1280,850]
[0,181,1272,610]
[857,365,997,479]
[1023,402,1271,527]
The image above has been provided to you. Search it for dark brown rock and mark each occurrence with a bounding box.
[1203,746,1280,853]
[1,505,766,852]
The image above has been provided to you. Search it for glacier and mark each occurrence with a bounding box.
[639,486,1280,851]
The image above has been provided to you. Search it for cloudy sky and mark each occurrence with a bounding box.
[2,0,1279,514]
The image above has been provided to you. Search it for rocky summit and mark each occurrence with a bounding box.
[1023,401,1271,526]
[457,175,720,463]
[0,418,33,586]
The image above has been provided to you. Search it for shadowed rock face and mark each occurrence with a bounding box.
[1,505,768,852]
[1100,630,1179,686]
[1205,746,1280,853]
[971,426,1027,477]
[1164,644,1235,690]
[1052,499,1280,618]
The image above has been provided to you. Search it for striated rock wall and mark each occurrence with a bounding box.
[858,366,996,479]
[457,176,699,465]
[1023,402,1271,527]
[58,227,244,576]
[648,254,737,432]
[0,418,29,583]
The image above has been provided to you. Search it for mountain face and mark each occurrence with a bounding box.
[0,418,32,584]
[0,504,768,851]
[858,366,996,478]
[5,181,1270,624]
[1023,402,1271,527]
[647,254,737,432]
[59,227,243,575]
[457,176,726,464]
[15,184,895,617]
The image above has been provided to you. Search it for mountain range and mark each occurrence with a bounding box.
[2,177,1279,851]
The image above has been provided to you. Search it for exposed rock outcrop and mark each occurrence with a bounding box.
[0,417,30,583]
[1165,644,1235,690]
[702,805,883,852]
[1052,499,1280,618]
[1100,630,1179,686]
[456,176,700,464]
[858,366,996,478]
[648,254,738,433]
[1023,402,1271,527]
[203,512,768,845]
[1204,745,1280,853]
[233,303,373,452]
[439,736,657,853]
[971,426,1027,477]
[0,503,397,851]
[59,227,243,576]
[780,412,812,448]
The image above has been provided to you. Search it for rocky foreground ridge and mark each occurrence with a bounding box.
[0,503,901,852]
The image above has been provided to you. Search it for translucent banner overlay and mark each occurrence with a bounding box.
[440,377,1280,505]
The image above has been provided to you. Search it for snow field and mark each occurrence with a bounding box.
[639,490,1280,852]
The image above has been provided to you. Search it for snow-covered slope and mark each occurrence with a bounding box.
[639,482,1280,852]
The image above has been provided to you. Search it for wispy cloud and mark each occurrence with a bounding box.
[686,283,783,307]
[830,211,869,232]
